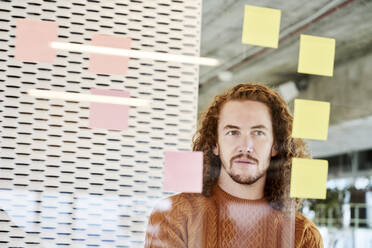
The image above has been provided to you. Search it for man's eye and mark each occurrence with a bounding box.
[254,130,265,136]
[227,130,239,136]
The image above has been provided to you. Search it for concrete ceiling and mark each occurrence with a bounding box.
[308,115,372,158]
[198,0,372,112]
[198,0,372,158]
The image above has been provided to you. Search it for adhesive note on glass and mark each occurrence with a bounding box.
[15,19,58,63]
[89,34,131,75]
[89,88,130,131]
[163,151,203,193]
[241,5,281,48]
[298,34,336,77]
[290,158,328,199]
[292,99,330,140]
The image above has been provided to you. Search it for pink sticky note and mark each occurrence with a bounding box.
[15,19,58,63]
[89,34,131,75]
[163,151,203,193]
[89,88,130,131]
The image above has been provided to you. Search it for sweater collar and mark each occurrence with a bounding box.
[213,184,268,205]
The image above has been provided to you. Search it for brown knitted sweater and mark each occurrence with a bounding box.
[145,186,323,248]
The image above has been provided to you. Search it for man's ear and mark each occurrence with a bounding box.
[271,144,278,157]
[213,144,219,156]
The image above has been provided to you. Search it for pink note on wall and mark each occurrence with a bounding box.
[15,19,58,63]
[89,34,131,75]
[89,88,130,131]
[163,151,203,193]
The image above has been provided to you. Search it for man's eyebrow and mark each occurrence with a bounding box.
[223,124,240,130]
[251,125,268,130]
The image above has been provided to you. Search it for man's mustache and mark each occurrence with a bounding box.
[230,154,259,164]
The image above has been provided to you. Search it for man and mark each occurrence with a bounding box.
[145,83,323,248]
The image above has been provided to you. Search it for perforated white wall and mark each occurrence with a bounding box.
[0,0,202,247]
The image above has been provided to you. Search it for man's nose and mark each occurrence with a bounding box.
[238,134,253,154]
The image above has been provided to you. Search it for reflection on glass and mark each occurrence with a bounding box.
[0,190,153,247]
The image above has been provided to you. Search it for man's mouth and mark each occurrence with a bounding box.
[233,158,257,165]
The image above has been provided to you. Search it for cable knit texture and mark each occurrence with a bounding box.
[145,186,323,248]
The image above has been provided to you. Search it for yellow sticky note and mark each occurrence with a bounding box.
[241,5,281,48]
[298,34,336,76]
[290,158,328,199]
[292,99,330,140]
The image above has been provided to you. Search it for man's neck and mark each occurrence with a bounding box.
[217,169,266,200]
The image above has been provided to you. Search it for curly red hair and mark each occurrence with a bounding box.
[193,83,309,210]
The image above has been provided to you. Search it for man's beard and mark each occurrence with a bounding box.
[226,153,267,185]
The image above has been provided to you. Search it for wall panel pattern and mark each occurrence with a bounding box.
[0,0,201,247]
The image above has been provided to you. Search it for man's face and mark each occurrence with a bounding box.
[213,100,277,185]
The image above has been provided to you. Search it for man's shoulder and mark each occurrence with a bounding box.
[149,192,215,222]
[154,193,212,214]
[295,212,324,247]
[295,212,318,230]
[169,192,204,200]
[146,193,217,247]
[160,192,212,210]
